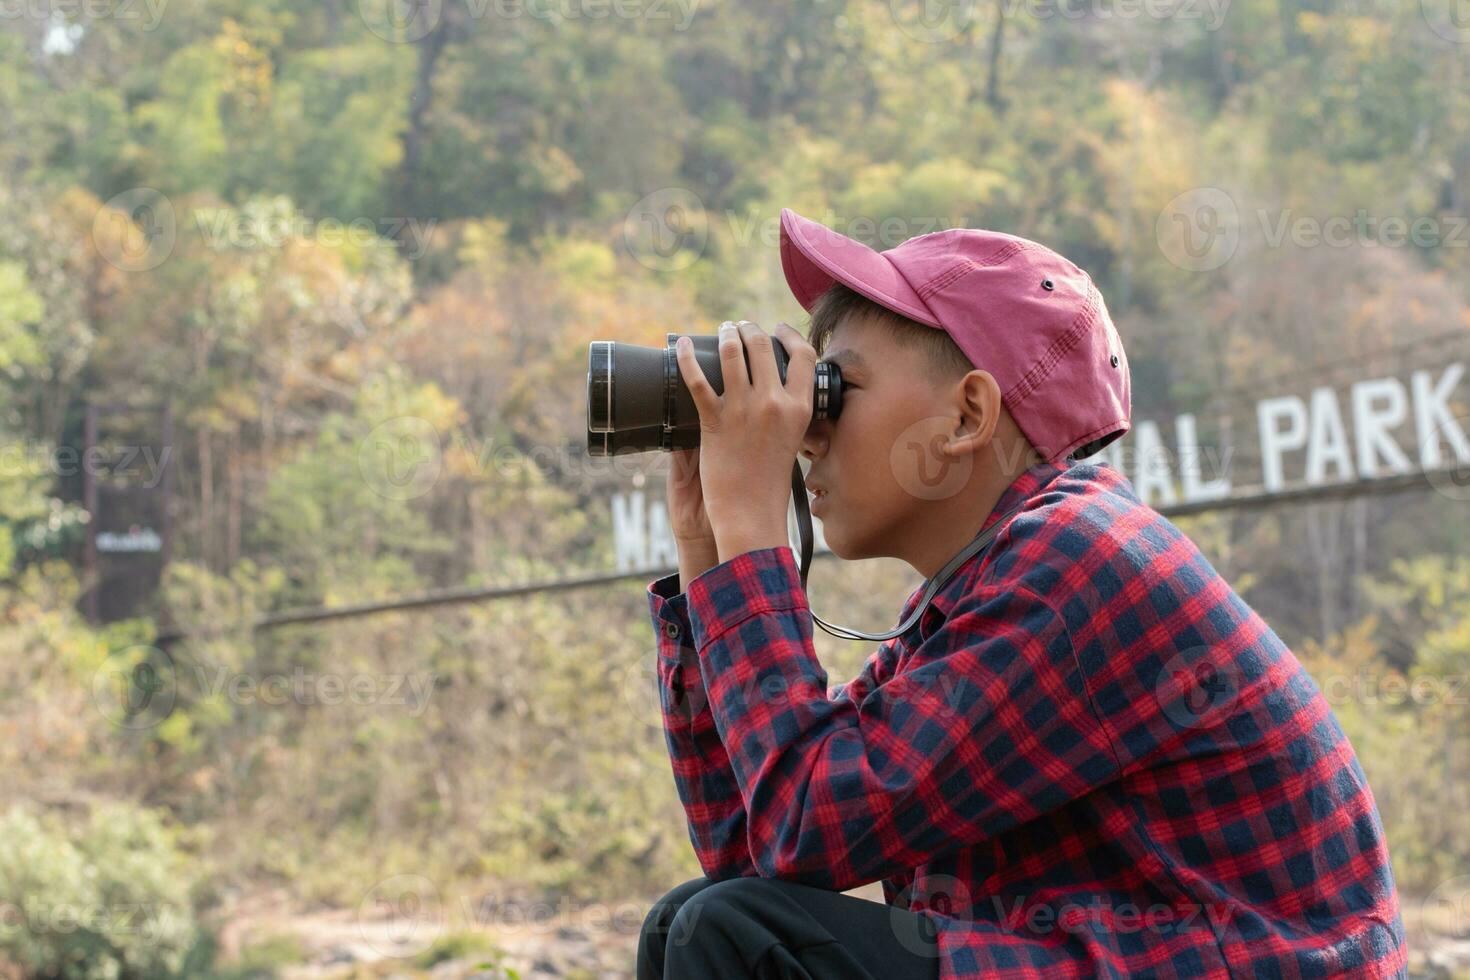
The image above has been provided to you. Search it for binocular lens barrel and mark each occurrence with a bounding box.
[585,333,842,456]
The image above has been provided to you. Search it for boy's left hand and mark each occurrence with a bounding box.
[674,319,816,564]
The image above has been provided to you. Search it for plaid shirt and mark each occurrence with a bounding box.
[647,459,1407,979]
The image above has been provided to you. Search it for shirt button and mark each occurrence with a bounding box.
[664,622,681,639]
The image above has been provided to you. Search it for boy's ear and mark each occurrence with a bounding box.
[941,369,1002,459]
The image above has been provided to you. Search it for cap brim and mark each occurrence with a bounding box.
[779,208,941,327]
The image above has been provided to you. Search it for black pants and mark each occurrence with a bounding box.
[636,876,941,980]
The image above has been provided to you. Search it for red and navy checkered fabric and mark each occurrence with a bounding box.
[647,459,1407,979]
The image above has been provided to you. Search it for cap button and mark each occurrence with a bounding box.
[1110,354,1119,368]
[1041,278,1055,291]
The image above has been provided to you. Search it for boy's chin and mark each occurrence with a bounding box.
[818,522,862,562]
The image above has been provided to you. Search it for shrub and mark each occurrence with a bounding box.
[0,804,197,979]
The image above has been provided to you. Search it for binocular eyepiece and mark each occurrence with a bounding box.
[586,332,844,456]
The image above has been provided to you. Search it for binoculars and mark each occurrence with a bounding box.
[586,333,845,456]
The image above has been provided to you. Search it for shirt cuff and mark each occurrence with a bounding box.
[648,571,693,665]
[685,546,809,652]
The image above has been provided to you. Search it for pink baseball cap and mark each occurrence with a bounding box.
[779,207,1131,463]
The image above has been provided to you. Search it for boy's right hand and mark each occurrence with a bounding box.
[667,447,715,542]
[667,448,721,588]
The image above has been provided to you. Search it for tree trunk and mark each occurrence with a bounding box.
[392,14,455,237]
[226,428,242,569]
[985,1,1006,114]
[198,428,214,571]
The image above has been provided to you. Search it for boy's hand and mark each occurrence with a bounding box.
[665,447,721,590]
[674,319,816,563]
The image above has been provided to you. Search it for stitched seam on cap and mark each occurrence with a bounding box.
[912,239,1030,299]
[916,262,972,300]
[1004,281,1102,407]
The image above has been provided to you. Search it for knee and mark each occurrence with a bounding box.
[636,877,713,973]
[641,877,715,936]
[666,876,774,946]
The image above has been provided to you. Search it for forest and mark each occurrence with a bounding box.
[1,0,1469,975]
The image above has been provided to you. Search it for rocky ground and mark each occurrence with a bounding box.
[215,885,1470,979]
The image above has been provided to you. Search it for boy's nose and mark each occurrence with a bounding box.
[800,419,830,462]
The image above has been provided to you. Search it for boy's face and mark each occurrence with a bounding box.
[802,313,998,564]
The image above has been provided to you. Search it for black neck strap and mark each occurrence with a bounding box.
[789,461,1029,642]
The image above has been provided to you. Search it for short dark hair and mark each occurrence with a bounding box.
[805,283,973,381]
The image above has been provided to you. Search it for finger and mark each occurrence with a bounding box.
[773,321,816,399]
[668,446,699,491]
[676,335,721,420]
[736,320,777,392]
[717,321,748,394]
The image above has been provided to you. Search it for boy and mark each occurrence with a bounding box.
[637,208,1407,978]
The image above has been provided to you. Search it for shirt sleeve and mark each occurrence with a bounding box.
[647,571,759,880]
[682,545,1118,892]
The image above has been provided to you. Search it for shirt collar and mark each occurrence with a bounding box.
[980,457,1071,534]
[907,456,1073,627]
